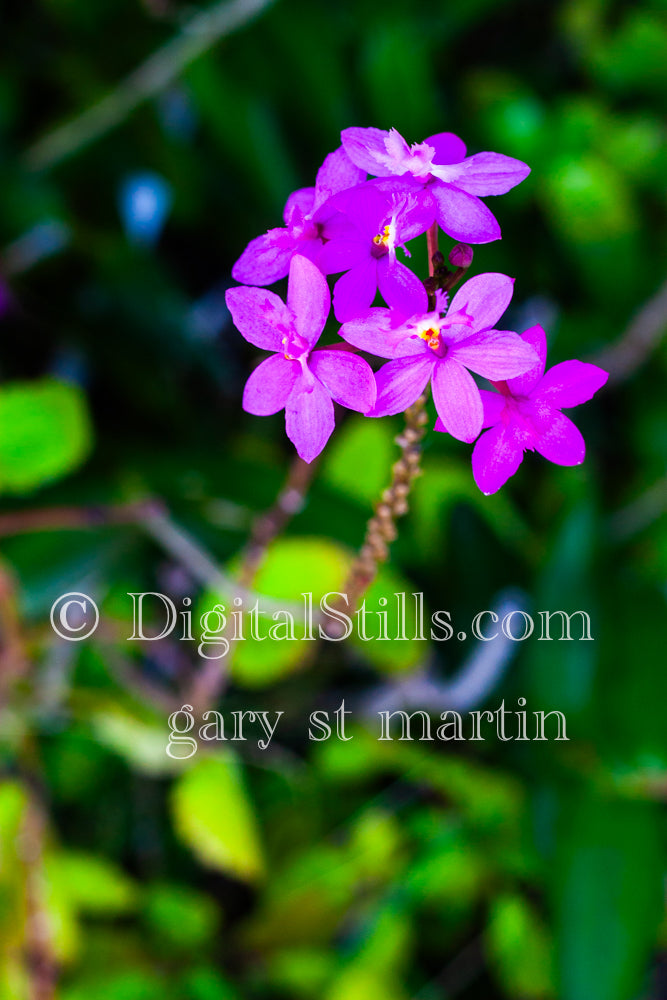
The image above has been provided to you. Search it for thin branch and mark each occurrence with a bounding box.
[591,275,667,384]
[426,224,439,309]
[186,455,319,712]
[22,793,58,1000]
[0,499,306,617]
[0,502,148,535]
[236,456,317,588]
[25,0,279,171]
[0,562,29,704]
[361,589,527,717]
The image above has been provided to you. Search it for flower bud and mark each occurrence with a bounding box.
[448,244,474,269]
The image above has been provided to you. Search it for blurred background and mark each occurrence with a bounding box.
[0,0,666,997]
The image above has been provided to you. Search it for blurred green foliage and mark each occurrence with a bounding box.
[0,0,665,998]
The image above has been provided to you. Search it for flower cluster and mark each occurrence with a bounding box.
[226,126,607,493]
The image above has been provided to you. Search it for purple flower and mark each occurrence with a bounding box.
[231,147,365,286]
[315,183,432,322]
[340,273,538,443]
[341,126,530,244]
[226,255,376,463]
[451,325,608,494]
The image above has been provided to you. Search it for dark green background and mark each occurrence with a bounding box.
[0,0,665,997]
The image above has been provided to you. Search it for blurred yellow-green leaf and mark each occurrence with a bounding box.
[486,893,555,998]
[171,754,264,882]
[0,380,92,493]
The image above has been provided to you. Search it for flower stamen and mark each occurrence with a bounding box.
[372,225,392,247]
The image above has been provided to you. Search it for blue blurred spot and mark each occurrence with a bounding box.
[118,172,173,247]
[186,285,232,343]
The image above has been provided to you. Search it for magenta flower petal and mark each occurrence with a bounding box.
[436,390,506,437]
[287,255,331,347]
[398,193,438,241]
[431,358,483,443]
[285,378,335,463]
[532,360,609,408]
[453,330,538,380]
[433,152,530,196]
[283,187,316,224]
[312,146,366,214]
[506,325,548,394]
[341,127,397,177]
[333,257,378,322]
[472,424,525,495]
[339,308,409,359]
[371,355,434,417]
[243,354,300,415]
[424,132,467,165]
[309,349,376,412]
[394,337,433,358]
[532,410,586,466]
[316,238,368,275]
[479,389,506,428]
[318,211,359,241]
[431,183,501,244]
[225,286,292,351]
[327,184,392,239]
[448,272,515,334]
[231,230,295,286]
[377,257,429,316]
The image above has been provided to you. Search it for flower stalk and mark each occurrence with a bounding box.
[330,393,429,625]
[325,224,441,630]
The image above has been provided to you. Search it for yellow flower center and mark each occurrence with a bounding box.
[419,327,441,351]
[372,225,392,247]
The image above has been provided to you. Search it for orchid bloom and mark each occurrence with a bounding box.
[315,183,432,322]
[341,126,530,244]
[226,255,376,463]
[231,147,365,286]
[340,273,538,442]
[450,325,609,494]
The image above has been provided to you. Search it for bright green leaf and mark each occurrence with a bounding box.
[171,754,264,882]
[0,379,92,493]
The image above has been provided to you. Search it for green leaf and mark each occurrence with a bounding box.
[411,457,535,560]
[555,795,663,1000]
[46,850,139,916]
[525,503,598,718]
[326,964,405,1000]
[406,825,486,912]
[348,564,424,673]
[322,416,395,506]
[0,379,92,493]
[200,536,352,687]
[89,701,183,777]
[486,893,555,998]
[171,754,264,882]
[541,155,637,243]
[61,968,166,1000]
[143,883,219,951]
[178,966,241,1000]
[0,781,29,949]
